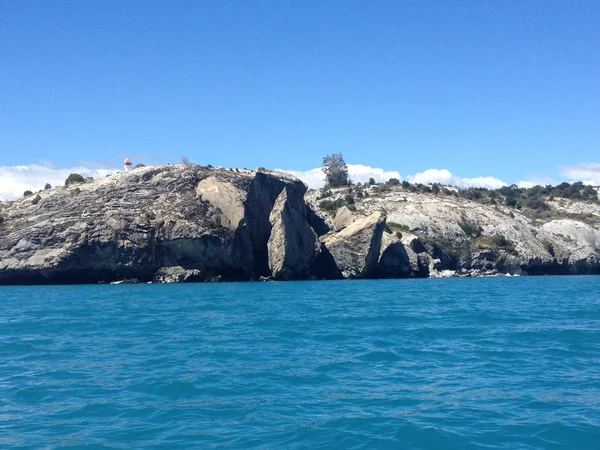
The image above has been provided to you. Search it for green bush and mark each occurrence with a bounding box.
[401,180,410,189]
[458,217,482,238]
[373,183,388,194]
[490,234,509,247]
[475,234,517,255]
[387,178,400,186]
[318,198,346,214]
[416,183,432,193]
[23,190,33,197]
[65,173,84,187]
[368,177,376,185]
[388,222,411,233]
[44,183,51,190]
[523,197,549,211]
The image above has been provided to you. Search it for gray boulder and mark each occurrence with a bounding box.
[322,211,386,278]
[153,266,203,283]
[333,206,354,230]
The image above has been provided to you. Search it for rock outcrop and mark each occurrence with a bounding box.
[306,184,600,277]
[267,185,319,280]
[153,266,203,283]
[321,212,386,278]
[377,232,412,278]
[333,206,354,230]
[1,164,599,284]
[0,165,305,284]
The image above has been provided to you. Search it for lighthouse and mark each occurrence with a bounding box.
[124,158,132,171]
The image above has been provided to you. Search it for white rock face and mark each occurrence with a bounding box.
[307,185,600,275]
[322,211,386,278]
[541,219,600,262]
[196,176,247,230]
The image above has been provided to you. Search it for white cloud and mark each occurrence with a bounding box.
[559,163,600,185]
[4,161,596,202]
[406,168,507,190]
[282,165,508,190]
[282,164,401,189]
[0,164,119,201]
[515,176,559,189]
[282,167,328,189]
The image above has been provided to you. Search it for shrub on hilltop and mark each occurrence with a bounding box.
[65,173,85,187]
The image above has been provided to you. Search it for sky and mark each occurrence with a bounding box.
[1,1,599,199]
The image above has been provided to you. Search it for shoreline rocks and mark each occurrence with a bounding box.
[0,165,599,285]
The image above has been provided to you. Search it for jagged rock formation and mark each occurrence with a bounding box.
[307,184,600,277]
[1,164,599,284]
[153,266,203,283]
[333,206,354,230]
[322,212,386,278]
[378,232,412,278]
[267,185,319,280]
[0,165,311,284]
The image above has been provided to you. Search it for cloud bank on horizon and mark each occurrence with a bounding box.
[0,164,119,201]
[283,166,510,190]
[559,163,600,186]
[1,162,600,201]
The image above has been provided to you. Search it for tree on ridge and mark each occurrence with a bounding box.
[322,153,350,187]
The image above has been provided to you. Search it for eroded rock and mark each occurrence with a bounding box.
[267,186,319,280]
[322,212,386,278]
[377,232,412,278]
[0,165,303,284]
[153,266,203,283]
[333,206,354,230]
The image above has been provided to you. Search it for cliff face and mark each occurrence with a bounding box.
[306,185,600,278]
[1,165,599,284]
[0,165,310,284]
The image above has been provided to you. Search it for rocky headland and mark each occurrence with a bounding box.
[0,164,599,284]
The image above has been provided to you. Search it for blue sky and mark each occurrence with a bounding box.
[1,1,599,197]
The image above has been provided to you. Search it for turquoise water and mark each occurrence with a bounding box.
[1,277,599,449]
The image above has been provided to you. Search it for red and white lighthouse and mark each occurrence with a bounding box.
[124,158,132,171]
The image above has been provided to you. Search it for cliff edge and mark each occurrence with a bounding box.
[1,165,599,284]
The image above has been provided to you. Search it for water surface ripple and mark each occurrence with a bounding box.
[1,277,599,449]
